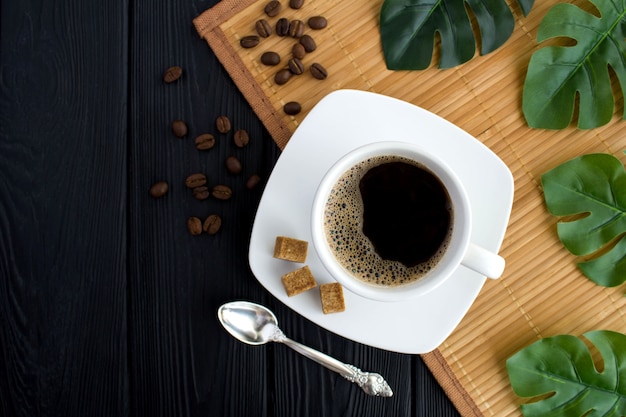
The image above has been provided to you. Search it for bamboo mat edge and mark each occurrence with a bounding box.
[194,1,292,149]
[422,350,484,417]
[193,3,483,416]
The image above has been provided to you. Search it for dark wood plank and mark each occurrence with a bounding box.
[127,1,279,415]
[0,0,129,416]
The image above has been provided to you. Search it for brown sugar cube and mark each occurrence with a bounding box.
[273,236,308,263]
[281,266,317,297]
[319,283,345,314]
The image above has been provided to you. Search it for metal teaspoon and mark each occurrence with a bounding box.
[217,300,393,397]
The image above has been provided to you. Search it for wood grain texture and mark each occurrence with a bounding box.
[0,0,128,416]
[127,0,281,415]
[0,0,461,415]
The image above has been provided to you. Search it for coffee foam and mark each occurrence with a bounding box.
[323,155,453,287]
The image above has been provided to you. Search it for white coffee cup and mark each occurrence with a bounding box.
[310,141,505,302]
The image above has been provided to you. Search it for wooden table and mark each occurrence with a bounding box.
[0,0,460,415]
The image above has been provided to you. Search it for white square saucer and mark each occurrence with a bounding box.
[248,90,513,354]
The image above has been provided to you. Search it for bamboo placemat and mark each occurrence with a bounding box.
[194,1,626,415]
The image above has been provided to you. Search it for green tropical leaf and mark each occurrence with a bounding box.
[541,154,626,287]
[506,330,626,417]
[523,0,626,129]
[379,0,534,70]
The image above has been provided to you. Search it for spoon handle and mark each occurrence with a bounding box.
[275,332,393,397]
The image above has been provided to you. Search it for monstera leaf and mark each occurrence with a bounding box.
[542,154,626,287]
[523,0,626,129]
[507,330,626,417]
[379,0,534,70]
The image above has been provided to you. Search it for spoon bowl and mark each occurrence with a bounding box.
[217,300,393,397]
[218,301,278,345]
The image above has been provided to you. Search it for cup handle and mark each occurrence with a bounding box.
[461,242,505,279]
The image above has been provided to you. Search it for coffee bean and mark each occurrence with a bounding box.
[292,43,306,59]
[187,217,203,236]
[289,0,304,9]
[288,20,305,38]
[212,185,233,200]
[264,0,281,17]
[308,16,327,30]
[203,214,222,235]
[246,174,261,190]
[185,173,207,188]
[283,101,301,115]
[225,156,243,174]
[233,129,250,147]
[240,35,260,48]
[255,19,272,37]
[299,34,316,52]
[171,120,188,138]
[216,115,231,133]
[149,181,169,198]
[195,133,216,150]
[276,18,289,36]
[310,62,328,80]
[261,51,281,66]
[274,68,292,85]
[163,66,183,83]
[193,186,210,200]
[288,57,304,75]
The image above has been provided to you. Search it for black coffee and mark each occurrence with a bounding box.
[323,155,452,286]
[359,161,450,267]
